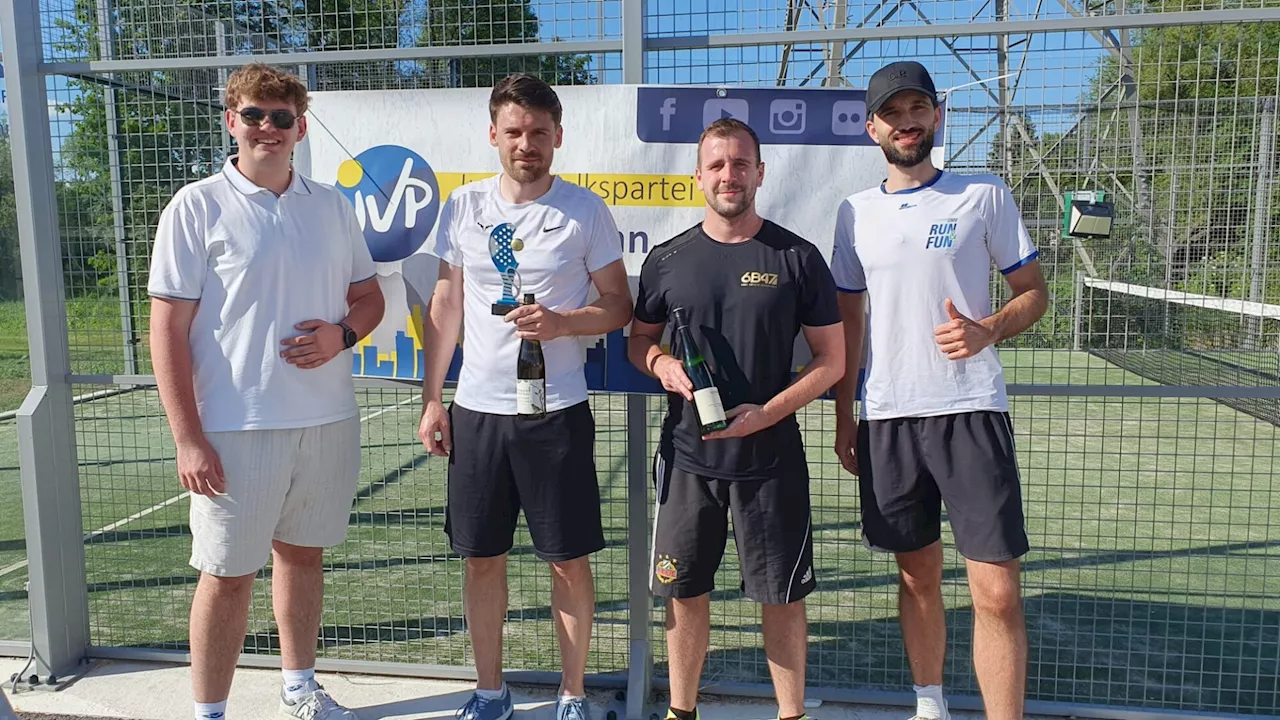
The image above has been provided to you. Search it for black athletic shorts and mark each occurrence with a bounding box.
[444,401,605,562]
[649,451,816,605]
[857,410,1029,562]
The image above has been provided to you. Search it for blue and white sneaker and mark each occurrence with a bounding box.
[556,696,592,720]
[456,686,514,720]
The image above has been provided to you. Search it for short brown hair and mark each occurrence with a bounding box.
[224,63,309,115]
[489,73,562,125]
[697,118,761,165]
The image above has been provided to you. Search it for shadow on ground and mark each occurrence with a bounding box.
[656,592,1279,716]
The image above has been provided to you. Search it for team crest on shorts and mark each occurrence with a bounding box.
[654,554,679,584]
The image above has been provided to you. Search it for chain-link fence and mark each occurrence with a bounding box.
[3,0,1279,718]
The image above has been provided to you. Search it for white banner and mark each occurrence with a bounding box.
[300,84,944,391]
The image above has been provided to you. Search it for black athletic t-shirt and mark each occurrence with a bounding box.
[634,220,841,480]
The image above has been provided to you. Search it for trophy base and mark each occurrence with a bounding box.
[492,301,519,316]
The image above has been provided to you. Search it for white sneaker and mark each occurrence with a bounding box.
[279,685,358,720]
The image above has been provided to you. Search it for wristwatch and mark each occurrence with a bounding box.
[338,321,357,349]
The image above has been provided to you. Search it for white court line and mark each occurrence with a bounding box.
[0,396,420,580]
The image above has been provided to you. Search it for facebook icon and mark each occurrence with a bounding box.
[660,97,677,131]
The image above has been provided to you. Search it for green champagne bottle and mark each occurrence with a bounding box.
[671,307,727,434]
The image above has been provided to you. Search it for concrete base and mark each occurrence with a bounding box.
[1,658,1021,720]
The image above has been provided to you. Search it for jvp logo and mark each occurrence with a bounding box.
[336,145,440,263]
[926,218,958,249]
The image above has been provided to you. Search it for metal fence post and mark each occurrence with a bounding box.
[622,0,644,86]
[95,0,139,377]
[624,394,652,720]
[1073,271,1085,352]
[1,0,91,684]
[622,4,651,718]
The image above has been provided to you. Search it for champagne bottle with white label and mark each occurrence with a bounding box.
[671,307,727,434]
[516,293,546,419]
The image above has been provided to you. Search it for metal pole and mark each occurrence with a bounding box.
[1073,271,1085,351]
[621,0,644,85]
[0,0,91,683]
[1247,97,1275,349]
[622,3,649,711]
[625,393,652,720]
[596,0,606,83]
[95,0,137,376]
[823,0,849,88]
[996,0,1012,182]
[216,21,230,161]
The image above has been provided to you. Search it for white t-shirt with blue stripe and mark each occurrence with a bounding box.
[830,170,1038,421]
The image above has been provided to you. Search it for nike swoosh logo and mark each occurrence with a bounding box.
[478,222,494,230]
[543,225,564,232]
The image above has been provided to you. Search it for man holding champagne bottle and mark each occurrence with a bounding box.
[416,74,632,720]
[627,118,845,720]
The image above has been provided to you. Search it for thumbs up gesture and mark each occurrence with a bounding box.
[934,298,995,360]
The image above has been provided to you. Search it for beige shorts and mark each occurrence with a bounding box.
[189,416,361,577]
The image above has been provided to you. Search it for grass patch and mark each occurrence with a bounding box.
[0,297,136,413]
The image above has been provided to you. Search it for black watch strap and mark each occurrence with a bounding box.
[338,321,357,349]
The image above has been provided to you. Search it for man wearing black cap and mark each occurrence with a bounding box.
[829,61,1048,720]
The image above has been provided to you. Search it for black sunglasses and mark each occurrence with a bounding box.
[236,106,298,130]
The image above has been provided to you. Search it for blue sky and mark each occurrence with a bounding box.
[4,1,1112,169]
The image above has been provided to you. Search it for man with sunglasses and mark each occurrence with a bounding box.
[148,63,384,720]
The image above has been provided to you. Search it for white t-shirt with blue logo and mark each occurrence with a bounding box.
[830,171,1038,421]
[147,158,377,432]
[432,175,623,415]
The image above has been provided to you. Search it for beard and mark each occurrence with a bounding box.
[501,152,551,183]
[705,184,755,219]
[881,127,935,168]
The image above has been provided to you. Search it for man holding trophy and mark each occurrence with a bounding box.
[416,73,633,720]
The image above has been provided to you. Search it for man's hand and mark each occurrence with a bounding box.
[834,414,858,475]
[505,302,567,341]
[934,298,996,360]
[652,355,694,401]
[418,399,451,457]
[281,320,346,368]
[703,403,776,440]
[177,437,226,497]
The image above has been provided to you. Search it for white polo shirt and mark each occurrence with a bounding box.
[432,175,622,415]
[831,171,1038,420]
[147,157,377,432]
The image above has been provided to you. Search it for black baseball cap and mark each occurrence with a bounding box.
[866,61,938,116]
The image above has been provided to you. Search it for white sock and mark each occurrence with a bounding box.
[476,683,506,700]
[559,693,585,703]
[913,684,949,720]
[282,668,318,700]
[194,700,227,720]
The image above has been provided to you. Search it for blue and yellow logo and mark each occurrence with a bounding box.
[926,218,958,250]
[336,145,441,263]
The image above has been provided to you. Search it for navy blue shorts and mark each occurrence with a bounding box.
[444,401,604,562]
[857,410,1029,562]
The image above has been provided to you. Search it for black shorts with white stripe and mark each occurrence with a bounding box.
[856,410,1030,562]
[649,450,816,605]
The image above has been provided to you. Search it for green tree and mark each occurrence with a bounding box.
[1086,14,1280,299]
[417,0,595,87]
[51,0,410,296]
